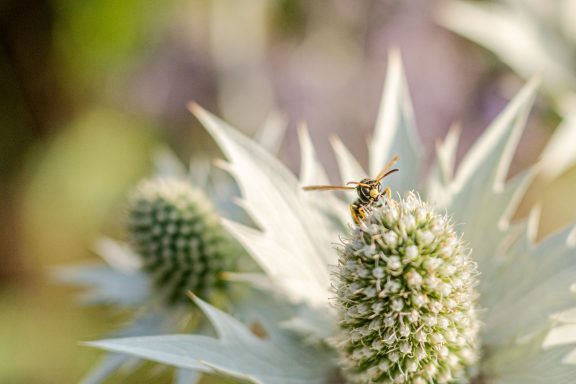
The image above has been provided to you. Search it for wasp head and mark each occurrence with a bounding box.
[356,178,382,202]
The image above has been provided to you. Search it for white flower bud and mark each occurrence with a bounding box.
[406,358,419,372]
[384,231,399,247]
[418,230,435,246]
[405,245,419,261]
[372,267,385,279]
[391,298,404,312]
[399,324,411,337]
[385,280,402,293]
[400,341,411,354]
[400,215,416,231]
[387,256,402,270]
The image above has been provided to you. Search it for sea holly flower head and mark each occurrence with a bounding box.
[127,178,236,305]
[336,193,479,383]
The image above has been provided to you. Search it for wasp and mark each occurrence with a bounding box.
[303,155,399,224]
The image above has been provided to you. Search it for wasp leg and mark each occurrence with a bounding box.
[357,206,367,221]
[350,203,365,224]
[349,204,359,224]
[382,187,399,208]
[383,187,392,201]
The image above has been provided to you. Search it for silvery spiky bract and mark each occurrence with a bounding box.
[127,178,235,304]
[336,193,479,383]
[87,52,576,383]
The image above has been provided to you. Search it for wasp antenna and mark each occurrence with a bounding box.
[374,155,400,180]
[303,185,355,191]
[377,168,399,181]
[347,181,371,187]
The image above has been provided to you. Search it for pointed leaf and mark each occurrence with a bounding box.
[220,220,328,306]
[80,353,134,384]
[370,50,422,192]
[87,297,333,384]
[53,265,150,306]
[81,312,176,383]
[189,104,337,307]
[447,79,539,290]
[94,237,142,272]
[298,124,330,186]
[485,334,576,383]
[426,124,460,206]
[451,78,539,195]
[298,126,348,227]
[485,223,576,344]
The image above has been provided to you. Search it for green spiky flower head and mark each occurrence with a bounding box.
[335,193,480,383]
[127,178,237,305]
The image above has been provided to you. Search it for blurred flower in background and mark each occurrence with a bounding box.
[0,0,574,382]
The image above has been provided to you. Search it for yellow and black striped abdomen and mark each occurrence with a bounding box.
[350,200,371,224]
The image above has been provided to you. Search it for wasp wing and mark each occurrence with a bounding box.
[375,154,399,180]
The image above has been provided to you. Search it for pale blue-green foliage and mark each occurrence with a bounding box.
[369,49,423,193]
[89,52,576,383]
[81,313,183,384]
[431,78,539,300]
[190,102,344,307]
[332,50,422,195]
[59,237,199,384]
[485,334,576,384]
[54,264,151,306]
[54,238,149,307]
[88,296,334,384]
[298,126,350,228]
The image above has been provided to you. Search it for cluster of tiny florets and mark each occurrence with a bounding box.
[127,178,238,305]
[335,192,479,383]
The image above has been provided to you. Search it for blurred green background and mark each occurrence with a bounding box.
[1,0,576,382]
